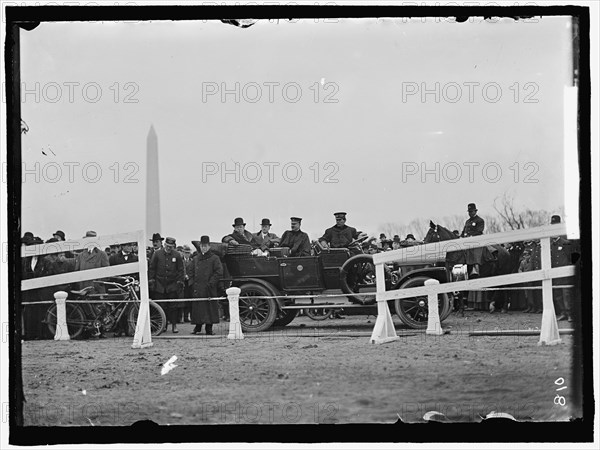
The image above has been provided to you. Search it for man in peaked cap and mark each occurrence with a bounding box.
[319,212,363,253]
[148,236,185,333]
[254,218,281,251]
[222,217,259,248]
[460,203,486,277]
[548,214,574,322]
[279,217,311,257]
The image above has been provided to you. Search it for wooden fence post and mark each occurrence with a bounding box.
[53,291,70,341]
[226,287,244,340]
[425,279,443,335]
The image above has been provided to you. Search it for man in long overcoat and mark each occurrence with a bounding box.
[148,236,185,333]
[189,236,223,335]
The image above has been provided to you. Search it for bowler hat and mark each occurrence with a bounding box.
[551,215,561,224]
[380,233,386,239]
[200,235,210,244]
[290,217,302,223]
[53,230,65,240]
[467,203,477,211]
[29,236,44,245]
[83,230,97,238]
[165,237,176,245]
[150,233,164,242]
[23,232,34,239]
[406,234,416,240]
[233,217,246,227]
[393,235,401,243]
[261,218,272,226]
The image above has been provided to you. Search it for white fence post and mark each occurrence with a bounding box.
[53,291,70,341]
[539,237,562,346]
[227,287,244,340]
[132,230,153,348]
[370,263,400,344]
[425,279,443,335]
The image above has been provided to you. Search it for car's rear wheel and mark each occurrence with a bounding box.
[340,254,377,305]
[238,283,278,332]
[395,276,450,329]
[305,308,334,320]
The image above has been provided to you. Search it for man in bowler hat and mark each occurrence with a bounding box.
[189,236,223,335]
[148,236,185,333]
[254,218,280,251]
[222,217,259,248]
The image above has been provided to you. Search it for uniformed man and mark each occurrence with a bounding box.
[549,215,574,321]
[148,236,185,333]
[279,217,311,257]
[222,217,259,248]
[254,218,281,251]
[319,212,362,253]
[461,203,485,277]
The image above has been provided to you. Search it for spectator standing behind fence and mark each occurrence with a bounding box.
[148,236,184,333]
[109,242,139,266]
[549,215,574,322]
[181,244,194,323]
[190,236,223,335]
[75,231,109,293]
[21,234,46,339]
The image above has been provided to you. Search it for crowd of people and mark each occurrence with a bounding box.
[19,203,577,339]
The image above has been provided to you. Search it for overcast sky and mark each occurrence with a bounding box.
[19,16,574,246]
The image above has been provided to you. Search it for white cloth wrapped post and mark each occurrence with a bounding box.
[425,279,443,336]
[53,291,70,341]
[227,287,244,340]
[370,263,400,344]
[538,237,562,345]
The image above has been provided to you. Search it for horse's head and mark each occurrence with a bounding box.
[424,222,457,243]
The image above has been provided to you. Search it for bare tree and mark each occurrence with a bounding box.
[493,192,559,229]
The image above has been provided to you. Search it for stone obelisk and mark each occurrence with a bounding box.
[146,125,161,239]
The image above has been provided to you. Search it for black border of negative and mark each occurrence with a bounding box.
[4,4,593,445]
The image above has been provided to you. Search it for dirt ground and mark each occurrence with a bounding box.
[21,310,578,426]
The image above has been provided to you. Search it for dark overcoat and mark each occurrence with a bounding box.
[189,250,223,324]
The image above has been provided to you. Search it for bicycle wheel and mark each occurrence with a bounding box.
[44,304,86,339]
[305,308,334,321]
[127,300,166,336]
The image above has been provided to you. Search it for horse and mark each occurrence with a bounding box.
[423,221,517,313]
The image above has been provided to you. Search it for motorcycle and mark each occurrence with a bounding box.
[43,276,166,339]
